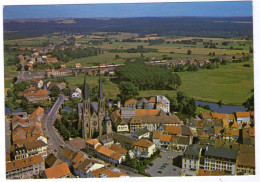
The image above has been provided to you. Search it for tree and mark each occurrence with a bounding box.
[243,89,254,111]
[118,81,139,103]
[49,86,61,98]
[187,50,192,55]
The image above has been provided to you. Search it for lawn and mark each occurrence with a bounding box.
[63,75,120,99]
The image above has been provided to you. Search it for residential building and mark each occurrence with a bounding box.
[6,155,44,179]
[204,146,238,175]
[43,162,72,179]
[75,63,81,68]
[90,167,129,178]
[131,138,156,158]
[130,111,181,132]
[182,144,202,176]
[45,154,64,169]
[236,112,250,128]
[60,148,84,167]
[24,140,48,158]
[73,159,104,178]
[152,131,161,148]
[131,128,150,139]
[71,87,82,98]
[235,145,255,175]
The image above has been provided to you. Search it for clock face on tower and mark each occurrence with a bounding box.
[93,121,97,126]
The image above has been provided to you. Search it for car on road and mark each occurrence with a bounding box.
[149,163,154,166]
[173,167,177,171]
[157,171,162,174]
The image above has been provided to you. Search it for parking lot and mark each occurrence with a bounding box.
[145,150,183,177]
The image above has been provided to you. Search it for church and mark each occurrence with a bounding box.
[78,76,112,139]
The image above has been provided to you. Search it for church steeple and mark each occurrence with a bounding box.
[99,74,104,99]
[83,76,88,99]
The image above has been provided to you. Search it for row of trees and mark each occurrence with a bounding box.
[50,47,97,62]
[115,62,182,91]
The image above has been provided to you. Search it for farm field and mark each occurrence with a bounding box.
[140,58,254,105]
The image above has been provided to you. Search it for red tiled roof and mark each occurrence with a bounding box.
[152,131,161,139]
[91,167,128,178]
[156,101,167,107]
[132,138,154,148]
[165,126,182,135]
[124,99,138,106]
[44,162,71,179]
[149,97,156,103]
[135,109,161,116]
[6,155,43,171]
[236,112,250,118]
[160,134,172,142]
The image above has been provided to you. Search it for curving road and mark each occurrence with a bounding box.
[44,94,66,150]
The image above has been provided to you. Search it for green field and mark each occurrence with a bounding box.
[140,58,254,105]
[62,57,253,105]
[4,33,254,105]
[63,76,120,99]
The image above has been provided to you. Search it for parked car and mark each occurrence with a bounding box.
[173,167,177,171]
[149,163,154,166]
[157,171,162,173]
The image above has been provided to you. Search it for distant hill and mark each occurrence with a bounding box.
[3,17,253,40]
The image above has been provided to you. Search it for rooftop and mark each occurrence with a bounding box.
[44,162,71,179]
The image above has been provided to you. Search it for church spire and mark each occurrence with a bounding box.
[83,76,88,99]
[99,74,104,99]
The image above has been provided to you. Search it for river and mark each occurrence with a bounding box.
[195,101,247,113]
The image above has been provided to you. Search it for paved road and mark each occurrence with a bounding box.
[146,150,183,177]
[5,118,11,154]
[43,94,66,150]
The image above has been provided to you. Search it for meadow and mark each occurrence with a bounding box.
[4,33,254,105]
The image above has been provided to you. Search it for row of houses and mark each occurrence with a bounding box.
[182,144,255,176]
[145,55,244,67]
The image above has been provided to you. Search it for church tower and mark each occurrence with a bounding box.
[98,75,105,139]
[81,76,91,140]
[104,111,112,135]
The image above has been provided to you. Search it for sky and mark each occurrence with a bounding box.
[3,1,253,19]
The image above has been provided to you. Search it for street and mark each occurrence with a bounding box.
[43,94,66,151]
[145,150,183,177]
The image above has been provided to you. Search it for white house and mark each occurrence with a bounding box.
[74,159,104,178]
[236,112,250,128]
[131,138,156,158]
[71,87,82,99]
[182,144,202,176]
[156,96,170,113]
[156,101,168,113]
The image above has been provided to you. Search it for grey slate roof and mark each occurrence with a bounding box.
[134,128,150,137]
[181,126,193,136]
[183,144,202,159]
[178,136,190,145]
[204,146,238,160]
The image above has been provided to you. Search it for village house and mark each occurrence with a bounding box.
[75,63,81,68]
[6,155,44,179]
[30,79,44,89]
[73,159,105,178]
[45,154,64,169]
[60,148,84,167]
[60,64,67,68]
[236,112,250,128]
[129,110,181,132]
[86,139,124,165]
[235,145,255,175]
[71,86,82,98]
[18,88,49,103]
[131,138,156,158]
[90,167,129,178]
[182,144,202,176]
[46,57,58,64]
[131,128,150,139]
[204,146,238,175]
[43,162,72,179]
